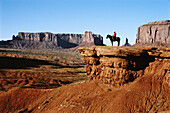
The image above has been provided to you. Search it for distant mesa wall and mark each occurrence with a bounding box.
[136,20,170,44]
[13,31,103,46]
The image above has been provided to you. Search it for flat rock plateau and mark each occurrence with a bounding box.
[0,46,169,113]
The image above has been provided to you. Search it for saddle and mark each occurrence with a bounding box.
[112,36,116,40]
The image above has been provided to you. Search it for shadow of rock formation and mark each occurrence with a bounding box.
[0,56,55,69]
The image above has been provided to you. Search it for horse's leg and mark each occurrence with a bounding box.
[111,41,113,46]
[118,41,120,46]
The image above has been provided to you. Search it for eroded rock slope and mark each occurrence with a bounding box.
[79,46,169,86]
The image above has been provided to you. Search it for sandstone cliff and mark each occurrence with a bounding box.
[136,20,170,47]
[0,31,103,50]
[13,31,103,46]
[79,46,169,86]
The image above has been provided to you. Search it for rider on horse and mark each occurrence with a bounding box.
[113,31,116,37]
[106,31,120,46]
[113,31,116,40]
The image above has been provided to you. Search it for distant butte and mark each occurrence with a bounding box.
[135,20,170,47]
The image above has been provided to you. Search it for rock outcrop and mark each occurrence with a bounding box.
[136,20,170,47]
[79,46,170,86]
[122,38,131,46]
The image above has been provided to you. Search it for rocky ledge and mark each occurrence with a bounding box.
[79,46,170,86]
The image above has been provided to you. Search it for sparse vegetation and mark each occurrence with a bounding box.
[106,88,112,92]
[0,48,87,92]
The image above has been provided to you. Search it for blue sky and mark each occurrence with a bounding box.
[0,0,169,46]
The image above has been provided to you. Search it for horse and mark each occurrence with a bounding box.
[106,35,120,46]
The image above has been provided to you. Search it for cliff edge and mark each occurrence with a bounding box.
[79,46,169,86]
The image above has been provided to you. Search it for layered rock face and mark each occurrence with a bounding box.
[79,46,170,86]
[136,20,170,45]
[13,31,103,45]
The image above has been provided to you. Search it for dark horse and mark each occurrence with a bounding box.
[106,35,120,46]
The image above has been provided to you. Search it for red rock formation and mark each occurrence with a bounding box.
[136,20,170,47]
[0,31,104,50]
[13,31,103,45]
[79,46,170,86]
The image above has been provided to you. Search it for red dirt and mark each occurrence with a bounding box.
[0,48,169,113]
[0,65,169,113]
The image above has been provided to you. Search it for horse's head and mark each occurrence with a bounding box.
[106,35,110,39]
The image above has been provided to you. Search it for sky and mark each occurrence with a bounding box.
[0,0,169,46]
